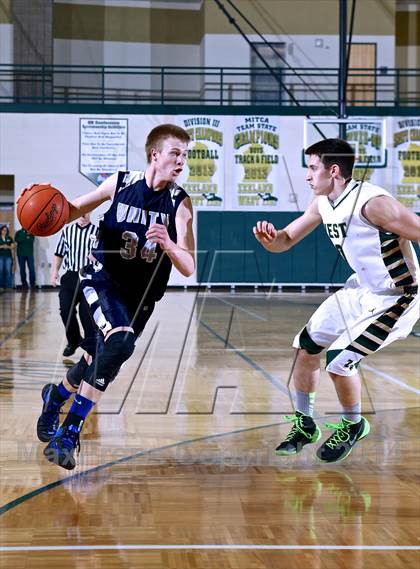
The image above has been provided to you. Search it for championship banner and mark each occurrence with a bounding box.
[233,116,281,208]
[345,121,383,166]
[346,121,384,183]
[393,118,420,212]
[79,118,128,186]
[304,118,386,184]
[178,116,224,208]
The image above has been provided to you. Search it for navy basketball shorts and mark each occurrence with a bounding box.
[79,266,155,339]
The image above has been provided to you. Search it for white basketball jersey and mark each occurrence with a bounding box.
[317,180,419,292]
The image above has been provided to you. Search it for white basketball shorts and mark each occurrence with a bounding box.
[293,279,419,376]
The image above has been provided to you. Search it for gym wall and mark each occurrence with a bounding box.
[1,111,418,286]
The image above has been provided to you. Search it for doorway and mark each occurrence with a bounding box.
[346,43,377,105]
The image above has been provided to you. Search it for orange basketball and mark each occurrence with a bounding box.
[16,184,70,237]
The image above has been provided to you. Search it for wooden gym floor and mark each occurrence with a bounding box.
[0,289,419,568]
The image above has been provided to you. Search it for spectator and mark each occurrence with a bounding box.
[0,225,14,290]
[14,227,36,289]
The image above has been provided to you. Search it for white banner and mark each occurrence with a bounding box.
[80,118,128,186]
[392,118,420,212]
[178,116,225,208]
[233,116,281,209]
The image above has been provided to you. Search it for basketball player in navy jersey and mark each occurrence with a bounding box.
[36,124,195,469]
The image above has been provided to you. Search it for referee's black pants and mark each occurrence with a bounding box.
[59,271,96,348]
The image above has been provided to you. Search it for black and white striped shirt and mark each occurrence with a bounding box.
[54,222,97,273]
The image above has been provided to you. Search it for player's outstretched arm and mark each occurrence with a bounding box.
[253,198,322,252]
[67,173,119,222]
[363,196,420,243]
[146,197,195,277]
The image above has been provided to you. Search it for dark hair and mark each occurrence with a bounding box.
[145,124,191,163]
[0,225,9,234]
[305,138,355,179]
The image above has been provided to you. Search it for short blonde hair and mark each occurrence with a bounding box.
[145,124,190,163]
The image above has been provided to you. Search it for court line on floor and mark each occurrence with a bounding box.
[0,421,280,517]
[199,318,419,398]
[0,298,307,516]
[1,544,418,552]
[199,319,289,396]
[211,296,267,321]
[363,364,420,396]
[2,298,415,520]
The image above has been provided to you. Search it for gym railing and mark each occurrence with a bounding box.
[0,65,418,107]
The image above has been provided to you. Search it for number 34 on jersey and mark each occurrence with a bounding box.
[120,231,158,263]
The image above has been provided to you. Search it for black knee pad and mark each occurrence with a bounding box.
[85,331,136,392]
[298,327,324,355]
[66,356,89,388]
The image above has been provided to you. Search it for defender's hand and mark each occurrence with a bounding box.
[253,220,277,246]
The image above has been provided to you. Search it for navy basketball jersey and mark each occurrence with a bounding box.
[92,171,189,301]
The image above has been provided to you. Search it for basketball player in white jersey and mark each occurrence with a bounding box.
[254,138,419,463]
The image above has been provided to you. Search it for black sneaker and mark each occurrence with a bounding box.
[36,384,64,442]
[316,417,370,463]
[43,424,81,470]
[275,411,321,455]
[62,343,78,357]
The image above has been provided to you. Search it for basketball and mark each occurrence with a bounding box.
[16,184,70,237]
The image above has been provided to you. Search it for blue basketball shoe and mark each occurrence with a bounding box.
[37,383,65,442]
[43,423,81,470]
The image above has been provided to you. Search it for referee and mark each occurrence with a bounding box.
[52,213,97,357]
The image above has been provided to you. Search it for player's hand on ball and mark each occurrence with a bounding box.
[146,223,172,250]
[253,220,277,246]
[18,182,50,200]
